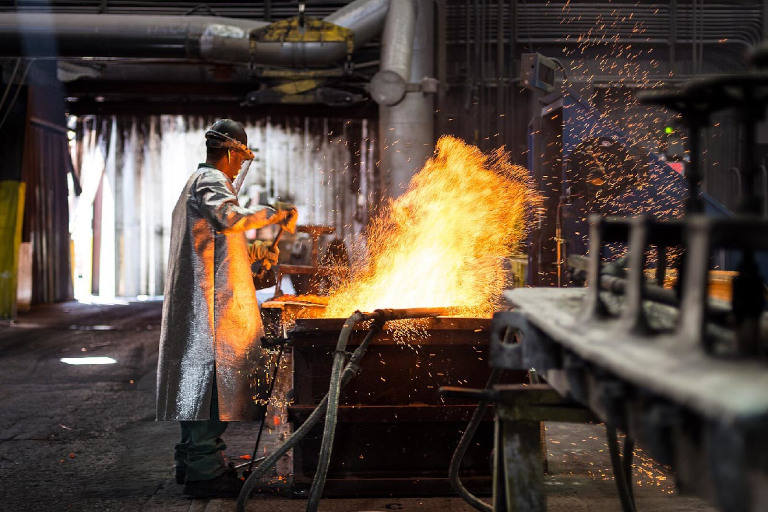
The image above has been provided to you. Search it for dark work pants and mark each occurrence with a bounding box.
[174,379,228,482]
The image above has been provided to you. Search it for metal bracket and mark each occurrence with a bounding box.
[404,77,440,94]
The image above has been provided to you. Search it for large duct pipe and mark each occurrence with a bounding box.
[377,0,434,199]
[368,0,416,105]
[0,14,263,60]
[326,0,389,50]
[0,0,388,67]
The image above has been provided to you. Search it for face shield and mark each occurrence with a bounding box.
[232,150,254,195]
[206,128,255,194]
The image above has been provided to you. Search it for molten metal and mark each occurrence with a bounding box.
[324,136,539,318]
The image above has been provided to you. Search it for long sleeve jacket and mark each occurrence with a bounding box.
[156,163,276,421]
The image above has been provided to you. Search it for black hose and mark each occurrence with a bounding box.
[606,427,637,512]
[237,388,329,511]
[237,315,375,512]
[623,436,635,504]
[448,367,503,512]
[306,307,449,512]
[238,307,448,512]
[306,314,382,512]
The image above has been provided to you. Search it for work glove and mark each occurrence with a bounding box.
[248,240,280,270]
[273,201,298,234]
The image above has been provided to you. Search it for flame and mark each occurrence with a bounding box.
[323,136,539,318]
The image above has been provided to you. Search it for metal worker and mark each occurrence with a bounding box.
[156,119,297,498]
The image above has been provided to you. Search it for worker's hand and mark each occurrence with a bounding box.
[273,201,298,234]
[262,243,279,270]
[248,240,280,269]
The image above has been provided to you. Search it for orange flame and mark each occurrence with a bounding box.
[324,136,539,318]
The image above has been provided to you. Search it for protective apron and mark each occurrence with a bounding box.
[157,163,276,421]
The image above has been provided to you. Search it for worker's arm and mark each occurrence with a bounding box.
[194,170,282,234]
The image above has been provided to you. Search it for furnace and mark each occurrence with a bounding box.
[259,298,529,496]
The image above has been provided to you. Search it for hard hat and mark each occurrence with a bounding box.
[205,119,255,159]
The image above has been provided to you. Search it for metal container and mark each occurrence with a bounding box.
[260,298,327,338]
[287,315,527,496]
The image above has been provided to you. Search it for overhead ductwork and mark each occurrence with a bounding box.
[0,0,388,68]
[377,0,435,199]
[368,0,416,106]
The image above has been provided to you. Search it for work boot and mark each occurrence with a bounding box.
[182,467,243,499]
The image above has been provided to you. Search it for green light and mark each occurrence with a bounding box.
[664,126,674,134]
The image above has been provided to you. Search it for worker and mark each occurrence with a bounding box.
[155,119,297,498]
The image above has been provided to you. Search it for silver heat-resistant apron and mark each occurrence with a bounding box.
[156,163,276,422]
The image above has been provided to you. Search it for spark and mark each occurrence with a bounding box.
[323,136,539,318]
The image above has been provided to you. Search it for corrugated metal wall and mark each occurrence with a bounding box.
[70,115,377,298]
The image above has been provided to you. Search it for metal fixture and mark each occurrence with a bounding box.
[490,66,768,511]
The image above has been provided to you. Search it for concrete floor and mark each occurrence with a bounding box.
[0,300,717,512]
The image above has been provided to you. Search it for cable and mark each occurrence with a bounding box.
[306,313,380,512]
[606,426,637,512]
[0,58,21,115]
[548,57,569,81]
[305,308,448,512]
[0,59,37,133]
[236,311,382,511]
[623,436,635,504]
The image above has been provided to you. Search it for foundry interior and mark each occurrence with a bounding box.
[1,1,767,512]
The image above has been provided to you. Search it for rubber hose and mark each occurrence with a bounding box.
[306,311,370,512]
[237,319,374,512]
[237,391,330,512]
[448,367,503,512]
[306,308,448,512]
[607,426,636,512]
[623,436,635,503]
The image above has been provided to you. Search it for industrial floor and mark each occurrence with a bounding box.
[0,299,717,512]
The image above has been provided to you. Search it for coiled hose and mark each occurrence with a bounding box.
[448,367,503,512]
[237,307,449,512]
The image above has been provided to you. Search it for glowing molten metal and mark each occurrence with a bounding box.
[324,136,539,318]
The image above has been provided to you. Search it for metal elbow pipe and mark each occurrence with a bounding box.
[369,0,416,105]
[0,0,389,66]
[326,0,390,50]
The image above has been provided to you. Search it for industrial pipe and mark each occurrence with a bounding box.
[0,13,264,60]
[0,0,388,68]
[378,0,435,199]
[368,0,416,106]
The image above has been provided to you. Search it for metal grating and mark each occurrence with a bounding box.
[0,1,349,18]
[445,0,763,47]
